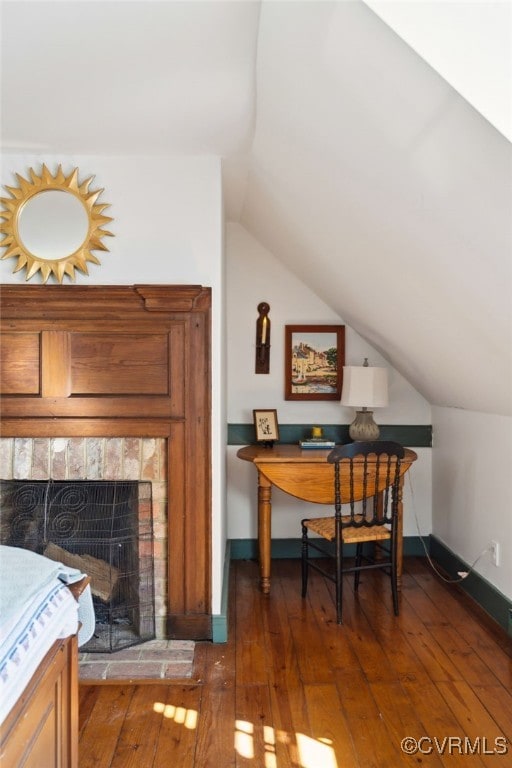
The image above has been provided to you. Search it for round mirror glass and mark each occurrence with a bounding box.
[18,190,89,260]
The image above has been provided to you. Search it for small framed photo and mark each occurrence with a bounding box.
[285,324,345,400]
[253,409,280,443]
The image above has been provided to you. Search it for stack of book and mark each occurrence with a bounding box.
[299,438,335,449]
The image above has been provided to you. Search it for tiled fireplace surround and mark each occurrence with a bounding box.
[0,436,169,639]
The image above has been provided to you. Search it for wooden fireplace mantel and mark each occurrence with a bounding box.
[0,284,212,639]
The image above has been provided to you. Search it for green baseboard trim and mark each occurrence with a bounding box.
[430,535,512,635]
[402,536,428,557]
[229,536,425,561]
[211,540,231,644]
[228,423,432,447]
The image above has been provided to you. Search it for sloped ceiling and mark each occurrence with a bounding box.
[0,1,259,155]
[1,0,511,415]
[365,0,512,143]
[240,1,512,415]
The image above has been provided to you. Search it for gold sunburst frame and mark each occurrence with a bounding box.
[0,164,113,283]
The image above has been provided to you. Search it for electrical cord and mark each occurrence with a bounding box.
[406,473,489,584]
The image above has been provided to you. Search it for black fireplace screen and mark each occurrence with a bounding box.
[0,479,155,652]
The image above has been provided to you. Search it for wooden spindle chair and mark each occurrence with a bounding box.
[301,441,405,623]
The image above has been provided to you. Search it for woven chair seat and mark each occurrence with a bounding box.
[303,515,392,543]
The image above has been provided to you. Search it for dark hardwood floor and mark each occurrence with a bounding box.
[79,557,512,767]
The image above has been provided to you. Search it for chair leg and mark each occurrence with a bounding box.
[335,534,343,624]
[391,545,399,616]
[301,522,308,598]
[354,542,363,591]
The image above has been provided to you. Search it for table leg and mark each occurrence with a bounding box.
[257,473,272,594]
[396,477,404,591]
[375,488,403,589]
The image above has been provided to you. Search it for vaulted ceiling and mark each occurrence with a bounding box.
[1,0,511,415]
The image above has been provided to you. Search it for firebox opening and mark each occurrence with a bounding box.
[0,479,155,653]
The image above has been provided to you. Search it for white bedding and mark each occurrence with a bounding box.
[0,545,95,725]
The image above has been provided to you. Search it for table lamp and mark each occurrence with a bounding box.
[341,358,388,440]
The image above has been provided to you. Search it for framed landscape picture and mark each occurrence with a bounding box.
[285,325,345,400]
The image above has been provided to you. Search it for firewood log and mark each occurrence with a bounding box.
[44,541,119,602]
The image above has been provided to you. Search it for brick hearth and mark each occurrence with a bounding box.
[78,639,195,680]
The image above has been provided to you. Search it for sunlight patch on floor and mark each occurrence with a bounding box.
[152,707,338,765]
[153,701,198,730]
[297,733,338,768]
[234,720,338,768]
[235,720,255,759]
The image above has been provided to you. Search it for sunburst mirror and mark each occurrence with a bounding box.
[0,164,113,283]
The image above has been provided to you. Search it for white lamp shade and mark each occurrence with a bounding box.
[341,365,389,408]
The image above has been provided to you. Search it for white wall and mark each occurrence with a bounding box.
[432,406,512,601]
[0,154,222,285]
[226,222,432,541]
[0,153,227,614]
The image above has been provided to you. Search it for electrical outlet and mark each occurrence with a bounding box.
[489,540,500,567]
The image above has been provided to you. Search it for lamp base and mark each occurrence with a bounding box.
[349,410,380,441]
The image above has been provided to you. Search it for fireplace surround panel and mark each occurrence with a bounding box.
[0,285,212,640]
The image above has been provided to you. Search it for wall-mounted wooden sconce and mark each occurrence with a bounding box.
[255,302,271,374]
